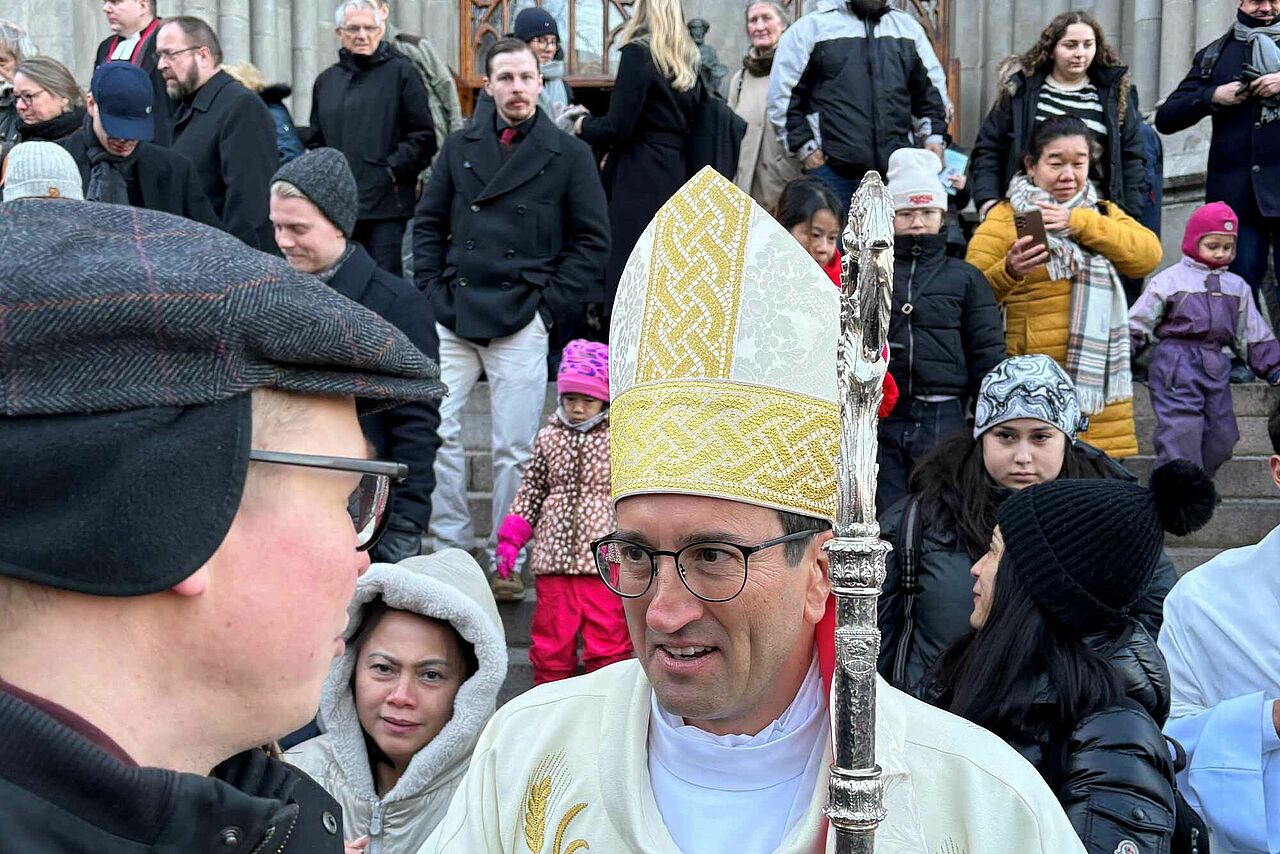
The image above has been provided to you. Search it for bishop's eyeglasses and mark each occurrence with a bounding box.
[248,450,407,551]
[591,529,825,603]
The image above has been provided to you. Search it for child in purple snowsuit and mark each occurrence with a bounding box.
[1129,202,1280,476]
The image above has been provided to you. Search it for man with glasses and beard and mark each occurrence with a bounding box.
[0,199,444,852]
[420,169,1084,853]
[156,15,278,250]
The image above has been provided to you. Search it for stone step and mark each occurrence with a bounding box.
[1126,455,1278,499]
[499,647,533,707]
[1134,415,1274,457]
[1132,382,1280,420]
[1167,498,1280,549]
[497,590,537,648]
[1167,547,1226,577]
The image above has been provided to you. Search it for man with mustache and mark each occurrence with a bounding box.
[413,37,608,602]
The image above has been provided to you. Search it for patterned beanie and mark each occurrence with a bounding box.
[272,147,357,237]
[558,339,609,402]
[997,460,1216,632]
[974,355,1086,439]
[1182,201,1238,268]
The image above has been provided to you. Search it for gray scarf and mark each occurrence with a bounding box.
[1234,18,1280,123]
[85,140,132,205]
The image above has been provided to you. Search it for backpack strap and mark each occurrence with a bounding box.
[890,494,925,688]
[1199,32,1230,80]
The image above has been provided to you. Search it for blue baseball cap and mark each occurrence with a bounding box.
[90,62,155,142]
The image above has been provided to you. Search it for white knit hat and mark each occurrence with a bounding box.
[886,147,945,211]
[2,141,85,202]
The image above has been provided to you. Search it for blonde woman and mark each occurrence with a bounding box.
[569,0,700,323]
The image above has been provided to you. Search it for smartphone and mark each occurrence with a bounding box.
[1014,208,1049,251]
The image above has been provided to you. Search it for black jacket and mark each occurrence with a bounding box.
[771,0,949,177]
[0,684,345,853]
[170,71,279,251]
[16,106,86,144]
[308,44,436,222]
[885,232,1005,403]
[60,126,219,227]
[877,442,1179,693]
[921,621,1177,854]
[970,67,1146,215]
[328,244,441,531]
[1156,13,1280,218]
[94,21,174,146]
[0,88,20,157]
[413,109,610,342]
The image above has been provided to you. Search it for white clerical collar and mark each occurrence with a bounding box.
[648,655,825,790]
[110,32,142,61]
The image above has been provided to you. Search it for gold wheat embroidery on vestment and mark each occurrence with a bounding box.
[520,752,590,854]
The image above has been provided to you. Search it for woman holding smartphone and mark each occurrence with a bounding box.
[966,115,1160,458]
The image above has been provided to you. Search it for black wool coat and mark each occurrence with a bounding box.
[170,71,279,251]
[308,43,436,223]
[970,67,1147,216]
[0,685,346,853]
[1156,18,1280,219]
[94,23,175,146]
[60,126,219,228]
[884,232,1005,403]
[413,108,610,342]
[578,42,697,308]
[328,244,441,531]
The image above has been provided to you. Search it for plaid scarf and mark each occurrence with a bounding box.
[1007,174,1132,414]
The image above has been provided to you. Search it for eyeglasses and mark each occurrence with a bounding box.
[248,450,407,551]
[591,529,826,603]
[340,25,381,35]
[529,35,559,49]
[155,46,201,61]
[14,88,46,106]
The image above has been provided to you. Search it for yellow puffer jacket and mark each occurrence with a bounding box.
[966,201,1161,458]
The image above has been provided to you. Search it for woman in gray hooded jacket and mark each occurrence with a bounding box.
[286,550,508,853]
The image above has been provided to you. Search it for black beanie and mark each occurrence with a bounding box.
[272,147,357,238]
[513,7,558,42]
[996,460,1217,631]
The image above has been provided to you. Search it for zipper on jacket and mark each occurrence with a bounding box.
[905,253,918,400]
[368,802,385,854]
[570,431,585,565]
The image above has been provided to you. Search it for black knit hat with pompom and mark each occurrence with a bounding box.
[996,459,1217,631]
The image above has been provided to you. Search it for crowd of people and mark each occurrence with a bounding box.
[2,0,1280,852]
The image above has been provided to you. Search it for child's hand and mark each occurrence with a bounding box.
[495,542,519,578]
[947,173,967,191]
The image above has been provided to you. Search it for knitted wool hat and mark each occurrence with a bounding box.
[558,339,609,402]
[271,147,357,237]
[997,460,1216,632]
[974,354,1087,439]
[1182,201,1238,268]
[2,141,85,202]
[513,6,559,42]
[886,147,946,211]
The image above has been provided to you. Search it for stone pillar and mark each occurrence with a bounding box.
[292,0,321,125]
[1131,0,1161,112]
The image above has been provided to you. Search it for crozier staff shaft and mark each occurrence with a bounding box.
[824,171,894,854]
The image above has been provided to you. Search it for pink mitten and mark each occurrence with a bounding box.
[494,514,533,579]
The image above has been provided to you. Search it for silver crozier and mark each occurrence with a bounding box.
[823,171,895,853]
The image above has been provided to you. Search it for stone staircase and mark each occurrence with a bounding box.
[462,382,1280,701]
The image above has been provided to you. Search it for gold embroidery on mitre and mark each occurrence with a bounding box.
[611,380,838,519]
[634,169,753,384]
[520,752,590,854]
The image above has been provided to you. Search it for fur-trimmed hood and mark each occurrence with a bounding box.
[285,550,507,849]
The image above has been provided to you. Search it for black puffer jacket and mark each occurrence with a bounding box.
[918,621,1177,854]
[970,67,1146,216]
[877,441,1179,692]
[885,232,1005,403]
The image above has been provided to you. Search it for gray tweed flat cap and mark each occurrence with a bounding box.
[272,147,357,237]
[0,201,445,596]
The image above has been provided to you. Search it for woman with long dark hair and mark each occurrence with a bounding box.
[919,459,1216,853]
[970,10,1146,220]
[877,354,1177,692]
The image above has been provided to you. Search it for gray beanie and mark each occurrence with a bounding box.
[271,147,357,237]
[3,141,85,202]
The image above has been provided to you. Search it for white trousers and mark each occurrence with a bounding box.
[429,314,549,555]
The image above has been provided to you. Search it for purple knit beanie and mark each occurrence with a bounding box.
[557,339,609,402]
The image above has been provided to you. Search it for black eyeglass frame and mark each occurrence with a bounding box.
[590,528,826,603]
[248,450,407,551]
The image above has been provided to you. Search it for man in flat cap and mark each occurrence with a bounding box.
[0,201,445,852]
[423,169,1084,853]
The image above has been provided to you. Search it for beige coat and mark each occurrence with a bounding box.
[420,659,1088,853]
[728,62,801,213]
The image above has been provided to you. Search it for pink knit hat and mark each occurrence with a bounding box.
[1182,201,1238,267]
[557,339,609,402]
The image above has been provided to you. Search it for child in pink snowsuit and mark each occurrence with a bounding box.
[494,340,632,684]
[1129,202,1280,476]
